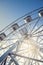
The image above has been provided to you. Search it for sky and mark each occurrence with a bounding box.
[0,0,43,31]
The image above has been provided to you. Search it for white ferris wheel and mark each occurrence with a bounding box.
[0,7,43,65]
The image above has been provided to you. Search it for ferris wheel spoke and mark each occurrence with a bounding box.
[31,34,43,38]
[32,30,43,36]
[32,24,43,35]
[30,17,40,34]
[10,53,43,63]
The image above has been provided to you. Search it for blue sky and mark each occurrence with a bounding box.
[0,0,43,31]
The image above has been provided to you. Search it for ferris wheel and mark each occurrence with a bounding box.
[0,7,43,65]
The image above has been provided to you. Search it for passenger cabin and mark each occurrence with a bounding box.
[12,23,19,31]
[0,33,6,41]
[24,16,32,23]
[38,9,43,17]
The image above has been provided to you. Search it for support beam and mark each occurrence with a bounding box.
[9,55,19,65]
[0,42,18,64]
